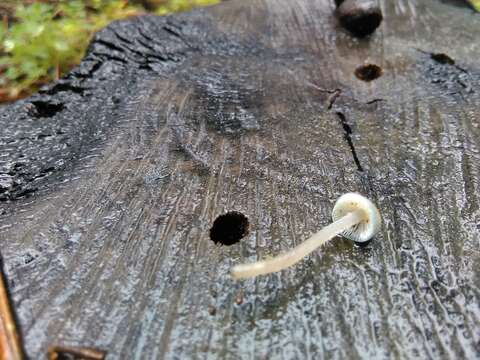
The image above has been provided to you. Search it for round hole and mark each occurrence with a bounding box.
[337,2,383,38]
[355,64,383,82]
[210,212,249,246]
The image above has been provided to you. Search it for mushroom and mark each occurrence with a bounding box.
[231,193,381,279]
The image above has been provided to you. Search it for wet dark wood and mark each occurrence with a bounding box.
[1,0,480,358]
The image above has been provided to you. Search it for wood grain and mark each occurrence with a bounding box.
[0,0,479,358]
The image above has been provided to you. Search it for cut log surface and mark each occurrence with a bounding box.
[1,0,480,358]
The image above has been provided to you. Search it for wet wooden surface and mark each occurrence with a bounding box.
[1,0,480,358]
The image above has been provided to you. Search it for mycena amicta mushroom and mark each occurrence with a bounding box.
[231,193,381,279]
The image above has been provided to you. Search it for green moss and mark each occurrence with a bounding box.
[0,0,220,102]
[155,0,220,15]
[467,0,480,11]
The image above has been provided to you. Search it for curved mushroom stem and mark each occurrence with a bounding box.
[231,209,365,280]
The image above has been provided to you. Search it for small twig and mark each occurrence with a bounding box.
[2,14,8,29]
[55,61,60,81]
[0,258,25,360]
[48,345,107,360]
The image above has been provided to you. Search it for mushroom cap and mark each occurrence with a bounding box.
[331,193,381,242]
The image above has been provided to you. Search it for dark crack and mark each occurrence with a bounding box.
[365,98,385,105]
[40,82,88,96]
[92,52,129,64]
[95,39,126,54]
[336,112,363,172]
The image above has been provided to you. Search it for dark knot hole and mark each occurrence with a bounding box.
[355,64,383,82]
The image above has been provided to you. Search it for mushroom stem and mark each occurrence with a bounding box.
[232,209,365,280]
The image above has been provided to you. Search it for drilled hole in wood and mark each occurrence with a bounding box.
[355,64,383,82]
[210,212,249,246]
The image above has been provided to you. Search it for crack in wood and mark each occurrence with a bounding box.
[1,1,479,358]
[336,112,363,172]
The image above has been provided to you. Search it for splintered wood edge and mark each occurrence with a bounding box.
[0,269,24,360]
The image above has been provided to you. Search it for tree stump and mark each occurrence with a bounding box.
[1,0,479,358]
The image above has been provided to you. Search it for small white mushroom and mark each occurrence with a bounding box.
[231,193,381,280]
